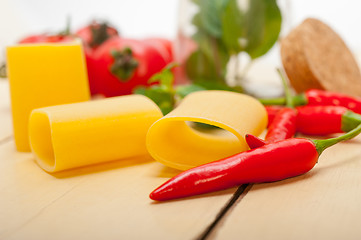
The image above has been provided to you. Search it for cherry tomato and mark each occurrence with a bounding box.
[94,37,168,97]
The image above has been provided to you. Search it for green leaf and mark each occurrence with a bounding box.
[193,0,228,37]
[185,31,230,83]
[175,81,241,99]
[134,86,174,115]
[185,49,220,82]
[175,84,206,98]
[221,0,245,54]
[149,62,179,90]
[133,86,146,95]
[244,0,282,59]
[193,80,240,92]
[0,63,7,78]
[134,63,179,115]
[222,0,282,59]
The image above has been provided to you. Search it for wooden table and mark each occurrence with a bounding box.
[1,80,361,240]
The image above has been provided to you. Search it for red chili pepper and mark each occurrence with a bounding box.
[247,105,361,148]
[265,108,297,143]
[150,124,361,201]
[246,108,297,149]
[265,105,284,127]
[260,89,361,114]
[296,105,361,135]
[247,69,297,149]
[245,134,266,149]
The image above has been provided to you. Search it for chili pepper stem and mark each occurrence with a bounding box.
[259,93,307,106]
[342,111,361,132]
[259,97,286,105]
[276,68,293,108]
[313,123,361,155]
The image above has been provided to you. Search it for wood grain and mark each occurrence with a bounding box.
[0,81,236,240]
[0,80,12,140]
[216,135,361,240]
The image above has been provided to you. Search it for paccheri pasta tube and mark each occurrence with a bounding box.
[29,95,163,173]
[146,91,268,170]
[7,42,90,152]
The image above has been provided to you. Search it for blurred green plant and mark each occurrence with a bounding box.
[0,63,6,79]
[185,0,282,86]
[134,62,241,115]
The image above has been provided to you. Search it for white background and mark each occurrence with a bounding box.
[1,0,361,86]
[1,0,361,48]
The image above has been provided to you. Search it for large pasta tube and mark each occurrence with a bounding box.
[29,95,163,173]
[146,91,268,170]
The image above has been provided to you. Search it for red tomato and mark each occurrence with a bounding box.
[94,37,168,97]
[76,21,119,95]
[19,34,73,44]
[144,38,174,63]
[76,21,119,49]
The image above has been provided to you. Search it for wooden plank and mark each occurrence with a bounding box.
[0,141,238,240]
[0,80,13,141]
[0,74,243,240]
[0,79,237,239]
[216,135,361,240]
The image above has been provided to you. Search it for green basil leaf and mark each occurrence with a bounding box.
[193,0,227,37]
[221,0,245,54]
[149,62,179,90]
[186,31,230,83]
[221,0,282,59]
[193,80,240,92]
[244,0,282,59]
[175,84,206,98]
[134,86,174,115]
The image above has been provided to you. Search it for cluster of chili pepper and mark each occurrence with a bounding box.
[149,69,361,201]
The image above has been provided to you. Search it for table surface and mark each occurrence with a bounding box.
[1,80,361,240]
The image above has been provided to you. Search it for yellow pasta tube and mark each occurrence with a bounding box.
[146,91,267,170]
[29,95,163,173]
[6,42,90,152]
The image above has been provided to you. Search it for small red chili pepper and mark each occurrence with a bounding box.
[149,124,361,201]
[246,108,297,149]
[265,105,284,127]
[247,68,297,149]
[247,106,361,149]
[245,133,266,149]
[265,68,297,143]
[260,89,361,114]
[296,105,361,135]
[265,108,297,143]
